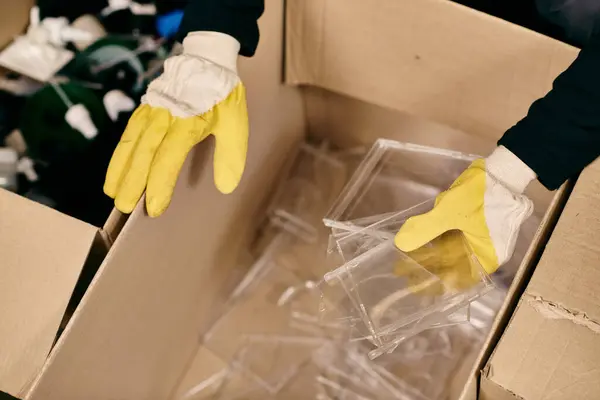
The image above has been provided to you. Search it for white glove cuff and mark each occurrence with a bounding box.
[182,32,241,73]
[486,146,536,194]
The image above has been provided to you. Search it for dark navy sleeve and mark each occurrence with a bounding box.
[499,32,600,189]
[177,0,264,57]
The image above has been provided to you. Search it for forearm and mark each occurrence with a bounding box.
[499,32,600,190]
[177,0,264,57]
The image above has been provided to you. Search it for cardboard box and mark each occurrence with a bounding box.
[0,0,579,399]
[482,158,600,400]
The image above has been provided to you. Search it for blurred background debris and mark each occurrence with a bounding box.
[0,0,185,224]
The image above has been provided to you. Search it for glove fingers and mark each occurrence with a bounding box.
[114,107,171,214]
[104,105,151,198]
[211,84,249,194]
[146,116,210,217]
[394,207,454,253]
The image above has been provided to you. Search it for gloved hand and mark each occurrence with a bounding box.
[394,146,536,276]
[104,32,249,217]
[393,230,484,296]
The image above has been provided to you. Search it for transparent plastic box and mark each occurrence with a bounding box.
[329,197,538,289]
[323,139,478,233]
[323,233,494,352]
[330,199,434,262]
[323,139,541,290]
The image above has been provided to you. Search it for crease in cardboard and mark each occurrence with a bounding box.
[482,363,492,378]
[503,387,526,400]
[524,293,600,334]
[481,375,526,400]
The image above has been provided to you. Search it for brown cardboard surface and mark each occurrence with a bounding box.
[287,0,578,139]
[480,378,523,400]
[0,0,33,49]
[0,189,98,397]
[525,160,600,323]
[102,209,127,245]
[483,301,600,400]
[483,158,600,400]
[24,1,305,399]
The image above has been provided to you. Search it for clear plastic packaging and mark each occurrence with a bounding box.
[204,261,328,352]
[323,233,494,352]
[311,341,421,400]
[376,326,475,400]
[271,229,340,282]
[323,139,541,291]
[330,199,434,262]
[203,253,347,391]
[267,142,347,242]
[329,197,541,290]
[460,286,507,339]
[323,139,477,233]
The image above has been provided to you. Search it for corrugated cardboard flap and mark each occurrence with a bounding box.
[286,0,578,139]
[483,158,600,400]
[0,189,98,397]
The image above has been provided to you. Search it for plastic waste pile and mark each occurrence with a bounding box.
[177,139,531,399]
[0,0,183,225]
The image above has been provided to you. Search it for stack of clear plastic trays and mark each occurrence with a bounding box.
[323,139,478,236]
[322,229,494,359]
[324,138,542,289]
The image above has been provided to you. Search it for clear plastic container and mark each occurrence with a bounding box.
[459,286,507,338]
[323,234,494,350]
[330,199,434,261]
[323,139,477,233]
[329,197,539,289]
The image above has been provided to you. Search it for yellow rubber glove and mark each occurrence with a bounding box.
[104,32,248,217]
[394,231,483,295]
[394,146,536,277]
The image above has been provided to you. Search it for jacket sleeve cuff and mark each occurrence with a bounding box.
[485,146,537,194]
